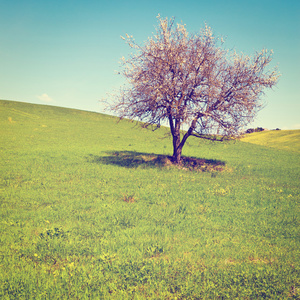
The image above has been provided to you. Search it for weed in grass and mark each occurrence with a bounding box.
[145,244,164,258]
[39,227,66,240]
[122,193,135,203]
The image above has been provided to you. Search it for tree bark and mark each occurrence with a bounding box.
[171,118,183,164]
[172,133,182,164]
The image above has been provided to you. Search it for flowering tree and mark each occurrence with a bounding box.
[109,16,279,164]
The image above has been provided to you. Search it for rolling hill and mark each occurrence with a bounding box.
[1,99,299,299]
[242,129,300,153]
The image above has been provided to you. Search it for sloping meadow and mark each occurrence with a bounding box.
[242,129,300,153]
[1,100,299,299]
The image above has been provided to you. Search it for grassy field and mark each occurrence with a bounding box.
[0,99,299,299]
[242,130,300,153]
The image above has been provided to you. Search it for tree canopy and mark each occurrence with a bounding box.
[109,16,280,164]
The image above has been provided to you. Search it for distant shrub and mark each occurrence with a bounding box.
[245,127,265,134]
[245,128,254,134]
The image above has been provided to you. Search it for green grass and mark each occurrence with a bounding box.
[1,99,299,299]
[242,129,300,153]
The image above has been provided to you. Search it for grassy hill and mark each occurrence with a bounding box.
[242,129,300,153]
[1,100,299,299]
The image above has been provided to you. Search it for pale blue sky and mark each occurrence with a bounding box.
[1,0,299,129]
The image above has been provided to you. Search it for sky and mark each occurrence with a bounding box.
[0,0,299,130]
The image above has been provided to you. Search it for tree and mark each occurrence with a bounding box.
[109,16,279,164]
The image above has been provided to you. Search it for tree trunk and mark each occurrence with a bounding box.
[172,132,182,164]
[169,116,181,164]
[171,116,198,164]
[172,144,183,164]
